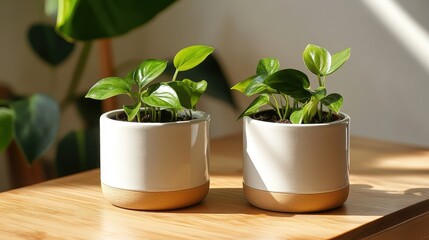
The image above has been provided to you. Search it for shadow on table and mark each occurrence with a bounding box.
[171,188,294,217]
[172,184,429,217]
[322,184,429,216]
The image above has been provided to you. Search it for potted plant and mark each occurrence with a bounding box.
[232,44,351,212]
[85,45,214,210]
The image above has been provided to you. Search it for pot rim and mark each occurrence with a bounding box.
[100,109,210,126]
[244,111,350,128]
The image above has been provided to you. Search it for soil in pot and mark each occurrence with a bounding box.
[252,110,342,124]
[113,109,194,122]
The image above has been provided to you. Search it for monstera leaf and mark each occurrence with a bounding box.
[11,94,60,163]
[56,0,176,40]
[28,23,75,66]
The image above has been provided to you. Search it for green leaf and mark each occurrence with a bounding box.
[290,98,318,124]
[327,48,351,75]
[143,84,182,110]
[321,93,343,113]
[28,23,75,66]
[231,75,257,94]
[174,45,214,71]
[256,58,279,75]
[182,79,207,109]
[290,108,304,124]
[166,54,236,108]
[313,87,327,100]
[302,44,332,76]
[56,128,100,177]
[166,81,192,109]
[0,108,14,152]
[304,97,319,123]
[56,0,176,41]
[85,77,131,100]
[238,94,270,119]
[167,79,207,110]
[265,69,311,101]
[123,102,141,121]
[11,94,60,163]
[244,75,275,96]
[132,59,167,89]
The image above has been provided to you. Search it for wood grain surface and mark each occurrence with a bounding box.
[0,134,428,239]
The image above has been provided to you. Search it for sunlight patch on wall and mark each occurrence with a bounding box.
[362,0,429,73]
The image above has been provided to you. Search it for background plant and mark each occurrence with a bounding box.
[1,0,235,188]
[85,45,214,122]
[232,44,350,124]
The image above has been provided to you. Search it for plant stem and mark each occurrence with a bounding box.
[172,69,179,82]
[318,101,323,121]
[281,94,290,119]
[271,94,282,120]
[61,41,93,111]
[136,109,141,122]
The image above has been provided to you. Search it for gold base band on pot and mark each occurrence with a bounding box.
[101,182,209,210]
[243,183,349,213]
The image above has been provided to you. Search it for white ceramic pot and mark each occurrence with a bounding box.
[243,112,350,212]
[100,109,210,210]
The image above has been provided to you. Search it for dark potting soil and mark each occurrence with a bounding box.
[252,110,342,124]
[112,110,193,123]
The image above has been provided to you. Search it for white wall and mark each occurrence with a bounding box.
[1,0,429,190]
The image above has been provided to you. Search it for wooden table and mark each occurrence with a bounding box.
[0,134,428,239]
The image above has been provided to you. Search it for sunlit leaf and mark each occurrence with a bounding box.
[321,93,343,113]
[168,79,207,109]
[290,108,304,124]
[182,79,207,109]
[302,44,331,76]
[313,86,327,100]
[169,55,235,108]
[256,58,279,75]
[143,84,182,110]
[327,48,351,75]
[244,76,275,96]
[85,77,131,100]
[238,94,270,119]
[132,59,167,89]
[291,98,318,124]
[174,45,214,71]
[231,75,257,94]
[123,102,141,121]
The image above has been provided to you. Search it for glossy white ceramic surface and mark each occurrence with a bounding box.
[243,113,350,194]
[100,110,210,192]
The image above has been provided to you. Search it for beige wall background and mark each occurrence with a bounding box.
[1,0,429,191]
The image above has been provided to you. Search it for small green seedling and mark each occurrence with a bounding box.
[86,45,214,122]
[232,44,350,124]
